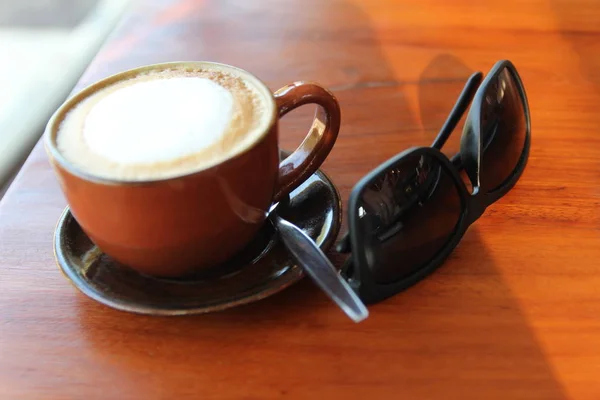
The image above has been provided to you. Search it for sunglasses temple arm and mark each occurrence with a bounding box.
[431,72,483,150]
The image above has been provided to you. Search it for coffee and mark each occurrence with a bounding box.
[56,66,269,181]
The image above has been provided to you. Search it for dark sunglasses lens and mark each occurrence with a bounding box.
[480,67,527,193]
[355,153,463,284]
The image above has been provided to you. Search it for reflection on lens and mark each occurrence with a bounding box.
[356,153,462,284]
[480,67,527,193]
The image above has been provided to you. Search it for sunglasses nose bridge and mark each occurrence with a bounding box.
[459,121,481,191]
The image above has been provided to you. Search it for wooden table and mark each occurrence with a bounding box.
[1,0,599,398]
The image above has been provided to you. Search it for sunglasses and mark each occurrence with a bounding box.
[336,60,531,305]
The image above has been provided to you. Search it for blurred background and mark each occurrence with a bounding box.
[0,0,129,198]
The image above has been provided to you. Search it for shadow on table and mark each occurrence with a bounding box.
[75,228,566,399]
[73,0,565,398]
[551,1,600,96]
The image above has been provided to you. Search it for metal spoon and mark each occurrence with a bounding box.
[270,207,369,323]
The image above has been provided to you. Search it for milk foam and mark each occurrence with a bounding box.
[84,78,234,164]
[55,67,269,181]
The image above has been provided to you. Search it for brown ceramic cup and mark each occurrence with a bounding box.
[44,61,340,277]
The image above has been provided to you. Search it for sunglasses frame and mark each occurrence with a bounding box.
[341,60,531,304]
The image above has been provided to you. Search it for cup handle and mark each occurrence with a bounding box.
[272,81,341,203]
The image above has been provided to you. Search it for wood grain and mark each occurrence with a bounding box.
[2,0,600,398]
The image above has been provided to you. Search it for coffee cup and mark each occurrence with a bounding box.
[44,61,340,277]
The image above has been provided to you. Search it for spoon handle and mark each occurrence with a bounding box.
[273,214,369,323]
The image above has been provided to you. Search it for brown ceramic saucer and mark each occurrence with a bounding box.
[53,168,341,315]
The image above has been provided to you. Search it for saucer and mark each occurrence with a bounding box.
[53,169,341,315]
